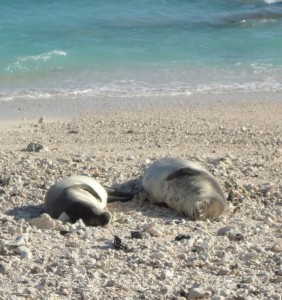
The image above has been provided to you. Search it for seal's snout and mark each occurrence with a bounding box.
[100,211,112,226]
[86,210,112,226]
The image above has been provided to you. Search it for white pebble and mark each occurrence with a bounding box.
[188,286,212,299]
[146,227,162,237]
[29,213,57,230]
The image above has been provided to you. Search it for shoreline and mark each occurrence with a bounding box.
[0,90,281,123]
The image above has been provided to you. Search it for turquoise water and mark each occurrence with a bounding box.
[1,0,282,101]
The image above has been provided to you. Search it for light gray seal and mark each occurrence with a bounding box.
[44,175,133,226]
[142,157,226,220]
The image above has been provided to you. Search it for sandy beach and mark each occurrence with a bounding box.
[0,92,281,299]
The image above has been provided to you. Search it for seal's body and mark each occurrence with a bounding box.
[44,175,111,226]
[142,157,226,220]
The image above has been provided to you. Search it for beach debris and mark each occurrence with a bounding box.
[175,234,191,241]
[15,245,32,260]
[41,277,59,288]
[0,235,31,260]
[146,227,162,237]
[228,232,245,242]
[269,242,282,253]
[0,235,26,250]
[25,142,49,152]
[142,222,163,237]
[187,285,212,299]
[131,231,143,239]
[113,235,128,251]
[105,279,116,287]
[217,226,244,241]
[159,270,174,280]
[68,129,79,134]
[0,261,11,274]
[38,116,45,124]
[59,230,70,236]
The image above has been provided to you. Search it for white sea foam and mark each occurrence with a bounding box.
[5,50,68,73]
[18,50,68,62]
[264,0,281,3]
[1,78,282,102]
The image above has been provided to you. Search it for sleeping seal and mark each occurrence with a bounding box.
[142,157,226,221]
[44,175,133,226]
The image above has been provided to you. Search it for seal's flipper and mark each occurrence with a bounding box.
[166,167,201,180]
[76,184,103,203]
[104,187,135,203]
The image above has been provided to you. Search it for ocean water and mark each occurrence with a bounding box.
[1,0,282,101]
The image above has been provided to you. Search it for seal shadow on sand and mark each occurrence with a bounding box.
[6,203,45,220]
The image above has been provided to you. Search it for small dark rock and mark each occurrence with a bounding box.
[179,287,188,297]
[191,246,204,253]
[131,231,143,239]
[229,233,245,242]
[113,235,128,251]
[68,130,79,134]
[227,190,236,202]
[175,234,191,241]
[25,142,45,152]
[59,231,70,236]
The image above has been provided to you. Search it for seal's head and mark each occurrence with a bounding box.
[66,201,112,226]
